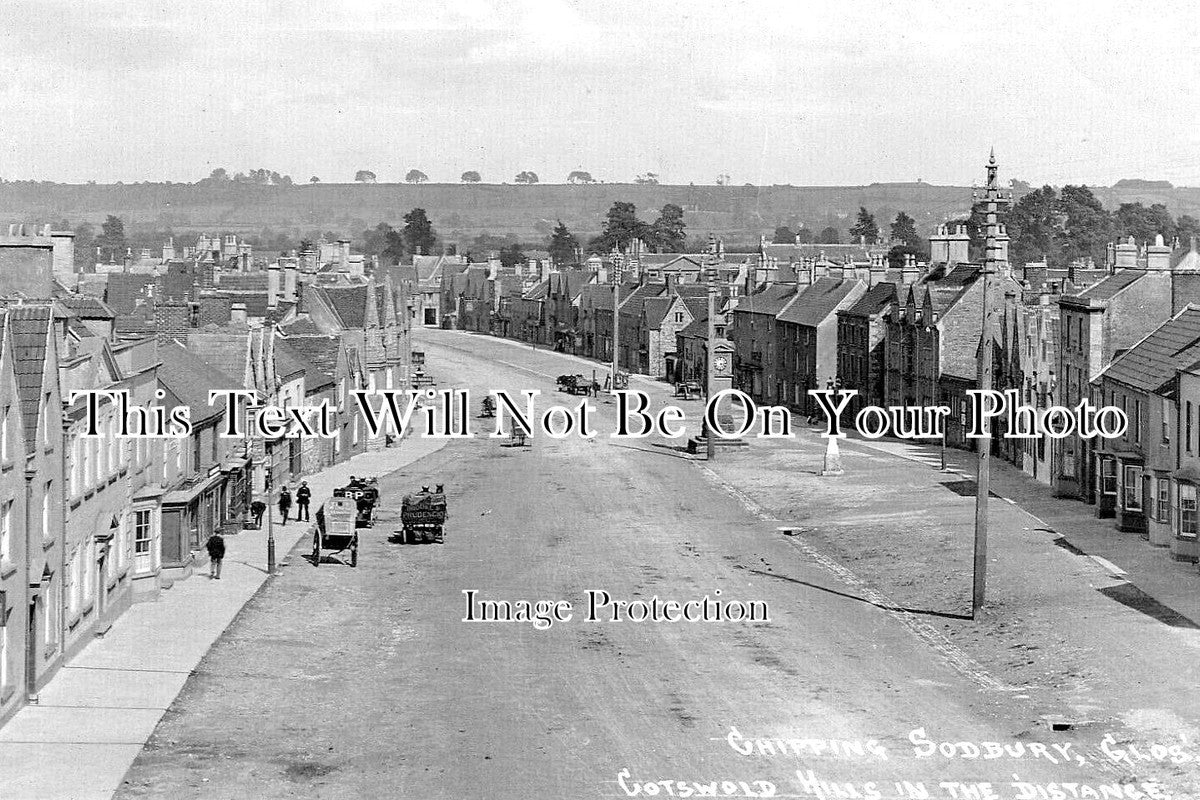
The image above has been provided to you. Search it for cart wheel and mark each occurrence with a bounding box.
[312,532,320,566]
[351,537,358,568]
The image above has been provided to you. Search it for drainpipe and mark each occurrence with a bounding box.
[23,462,36,701]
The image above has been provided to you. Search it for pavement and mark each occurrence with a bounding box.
[845,434,1200,627]
[0,427,448,800]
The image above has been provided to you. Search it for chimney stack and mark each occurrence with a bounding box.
[929,224,950,264]
[1146,233,1171,271]
[901,253,919,285]
[948,224,971,265]
[283,261,298,302]
[231,302,248,325]
[796,258,813,287]
[868,253,886,287]
[1115,236,1138,269]
[267,262,281,308]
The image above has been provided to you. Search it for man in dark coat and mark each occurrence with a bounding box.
[250,499,266,529]
[296,481,312,522]
[206,532,226,579]
[278,486,293,523]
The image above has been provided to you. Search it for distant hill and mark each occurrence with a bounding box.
[2,181,1198,249]
[1113,178,1174,190]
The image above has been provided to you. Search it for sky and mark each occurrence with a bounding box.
[1,0,1198,187]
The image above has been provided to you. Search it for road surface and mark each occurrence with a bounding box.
[116,330,1188,799]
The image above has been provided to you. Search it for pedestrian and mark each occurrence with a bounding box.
[296,481,311,522]
[278,485,292,524]
[206,531,226,580]
[250,499,266,529]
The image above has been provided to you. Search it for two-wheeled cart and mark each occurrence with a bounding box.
[313,496,359,567]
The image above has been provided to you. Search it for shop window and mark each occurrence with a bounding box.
[1157,477,1170,523]
[1180,484,1198,538]
[1123,464,1142,511]
[1100,458,1117,495]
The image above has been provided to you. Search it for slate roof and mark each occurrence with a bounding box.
[733,284,797,316]
[777,277,860,327]
[642,296,673,328]
[1100,306,1200,394]
[319,286,370,328]
[157,342,240,425]
[184,331,251,387]
[104,273,156,315]
[278,336,340,389]
[842,281,898,317]
[7,305,53,452]
[678,315,708,339]
[217,291,270,317]
[276,338,335,393]
[57,294,115,319]
[1073,270,1144,303]
[281,316,323,336]
[216,272,269,292]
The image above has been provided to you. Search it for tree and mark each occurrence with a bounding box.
[1007,185,1060,265]
[515,171,539,184]
[406,169,429,184]
[588,201,650,253]
[499,243,527,271]
[97,215,126,260]
[635,172,660,185]
[1058,185,1115,267]
[794,227,814,244]
[1177,215,1200,247]
[355,170,377,183]
[298,238,315,252]
[547,220,580,266]
[73,222,95,268]
[849,207,879,244]
[716,174,731,186]
[649,203,686,252]
[890,211,922,251]
[1114,202,1175,243]
[461,171,481,183]
[772,226,795,244]
[207,168,229,183]
[402,208,437,257]
[817,226,841,244]
[886,244,923,270]
[567,170,594,184]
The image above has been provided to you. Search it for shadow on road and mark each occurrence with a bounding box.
[744,567,973,621]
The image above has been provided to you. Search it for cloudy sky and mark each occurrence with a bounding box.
[1,0,1197,186]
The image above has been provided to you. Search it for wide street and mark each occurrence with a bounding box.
[115,329,1200,799]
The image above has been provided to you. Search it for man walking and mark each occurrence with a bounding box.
[206,531,226,580]
[250,499,266,529]
[278,485,292,524]
[296,481,311,522]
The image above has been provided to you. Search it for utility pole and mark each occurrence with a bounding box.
[706,282,717,461]
[971,148,1011,617]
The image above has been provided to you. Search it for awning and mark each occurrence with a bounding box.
[1174,465,1200,483]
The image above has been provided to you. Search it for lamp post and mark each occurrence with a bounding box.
[706,279,717,462]
[610,257,621,395]
[265,444,276,575]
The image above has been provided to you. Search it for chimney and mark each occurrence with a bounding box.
[123,247,132,272]
[231,302,248,325]
[284,262,298,302]
[267,262,281,308]
[340,239,351,267]
[796,258,813,287]
[240,251,250,272]
[948,224,970,265]
[1115,236,1138,269]
[929,224,949,264]
[868,253,887,287]
[827,258,845,282]
[49,227,77,289]
[1146,233,1171,271]
[902,253,919,285]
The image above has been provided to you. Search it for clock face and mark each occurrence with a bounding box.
[714,356,728,372]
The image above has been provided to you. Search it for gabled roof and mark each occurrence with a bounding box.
[157,342,239,425]
[642,296,674,328]
[843,281,898,317]
[1099,305,1200,394]
[679,314,708,339]
[733,283,797,317]
[1073,269,1145,303]
[281,316,324,336]
[275,337,335,393]
[8,305,54,451]
[56,294,115,319]
[777,278,861,327]
[217,291,271,318]
[184,330,253,388]
[316,285,370,329]
[104,273,156,315]
[522,279,550,301]
[216,272,269,292]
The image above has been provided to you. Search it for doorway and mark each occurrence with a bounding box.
[25,597,37,699]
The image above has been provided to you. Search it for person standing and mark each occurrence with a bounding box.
[278,485,292,524]
[296,481,311,522]
[206,531,226,580]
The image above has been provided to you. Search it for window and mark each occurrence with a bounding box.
[82,540,93,604]
[1162,398,1171,444]
[0,501,9,563]
[1133,399,1141,443]
[42,393,52,447]
[1,405,8,461]
[0,627,6,691]
[1189,402,1194,454]
[1101,458,1117,495]
[1123,464,1143,510]
[134,510,152,562]
[1157,477,1170,523]
[674,312,684,323]
[42,482,50,541]
[1180,484,1198,538]
[67,549,79,615]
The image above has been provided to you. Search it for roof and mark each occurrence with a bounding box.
[57,294,115,319]
[104,273,155,315]
[157,342,240,425]
[843,281,898,317]
[679,314,708,339]
[217,291,271,318]
[777,277,861,327]
[7,305,53,451]
[1073,270,1145,303]
[317,286,370,329]
[642,296,673,328]
[281,316,324,336]
[733,284,797,317]
[276,337,336,393]
[1100,306,1200,394]
[216,272,269,292]
[184,331,252,387]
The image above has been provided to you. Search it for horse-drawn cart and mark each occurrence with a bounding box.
[398,485,448,544]
[332,477,379,527]
[313,497,359,567]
